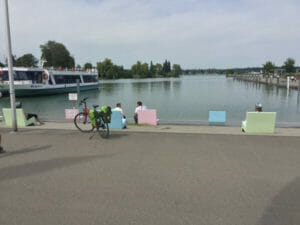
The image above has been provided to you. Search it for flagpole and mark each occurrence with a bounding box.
[3,0,17,131]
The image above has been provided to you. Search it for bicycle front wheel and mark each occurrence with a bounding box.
[98,120,109,138]
[74,112,94,132]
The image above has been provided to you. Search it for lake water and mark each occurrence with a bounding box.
[1,75,300,126]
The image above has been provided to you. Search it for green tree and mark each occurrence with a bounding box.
[131,61,149,78]
[140,63,149,78]
[226,69,234,75]
[76,64,81,69]
[0,61,4,67]
[97,58,126,79]
[40,40,75,68]
[282,58,296,73]
[155,63,163,76]
[162,60,171,75]
[131,61,142,76]
[97,58,114,79]
[172,64,182,77]
[15,54,38,67]
[262,61,276,74]
[84,62,93,69]
[149,61,155,77]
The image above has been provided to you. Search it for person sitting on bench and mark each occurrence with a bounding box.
[255,103,263,112]
[134,101,147,124]
[16,102,44,125]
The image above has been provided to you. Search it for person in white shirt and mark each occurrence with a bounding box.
[134,101,147,124]
[113,103,125,117]
[112,103,127,128]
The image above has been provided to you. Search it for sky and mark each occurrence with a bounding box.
[0,0,300,69]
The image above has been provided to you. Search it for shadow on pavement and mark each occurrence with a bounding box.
[0,145,52,158]
[89,132,129,140]
[106,132,129,139]
[0,154,116,183]
[257,176,300,225]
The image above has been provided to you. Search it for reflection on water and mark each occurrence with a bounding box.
[100,83,124,95]
[0,75,300,125]
[131,82,149,93]
[163,81,171,91]
[172,80,181,90]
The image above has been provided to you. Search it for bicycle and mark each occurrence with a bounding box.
[74,97,110,138]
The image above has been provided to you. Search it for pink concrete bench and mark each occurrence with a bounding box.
[65,109,79,121]
[137,109,158,126]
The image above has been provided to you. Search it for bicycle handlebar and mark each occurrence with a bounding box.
[79,97,88,106]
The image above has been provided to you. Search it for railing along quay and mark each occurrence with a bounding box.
[229,74,300,90]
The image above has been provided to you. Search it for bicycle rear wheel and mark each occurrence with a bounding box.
[74,112,94,132]
[98,119,109,138]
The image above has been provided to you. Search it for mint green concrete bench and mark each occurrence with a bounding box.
[242,112,276,133]
[2,108,37,127]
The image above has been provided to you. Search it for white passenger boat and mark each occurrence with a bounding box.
[0,67,99,96]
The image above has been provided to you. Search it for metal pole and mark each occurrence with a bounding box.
[287,76,290,89]
[3,0,17,131]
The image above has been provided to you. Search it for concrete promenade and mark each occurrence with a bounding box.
[233,75,300,89]
[1,123,300,225]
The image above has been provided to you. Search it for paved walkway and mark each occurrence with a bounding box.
[1,121,300,136]
[0,128,300,225]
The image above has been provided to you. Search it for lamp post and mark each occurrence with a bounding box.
[3,0,17,131]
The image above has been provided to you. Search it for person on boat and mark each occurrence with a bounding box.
[134,101,147,124]
[16,102,44,125]
[254,103,263,112]
[112,103,127,128]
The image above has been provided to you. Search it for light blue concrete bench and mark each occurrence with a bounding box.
[109,110,127,129]
[209,111,226,125]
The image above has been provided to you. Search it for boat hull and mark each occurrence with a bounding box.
[0,83,99,97]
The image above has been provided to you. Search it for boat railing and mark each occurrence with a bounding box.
[45,67,98,73]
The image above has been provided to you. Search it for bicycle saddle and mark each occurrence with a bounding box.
[93,104,99,108]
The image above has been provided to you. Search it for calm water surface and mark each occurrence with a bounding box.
[1,75,300,126]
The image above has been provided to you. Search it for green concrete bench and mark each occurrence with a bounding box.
[242,112,276,133]
[2,108,37,127]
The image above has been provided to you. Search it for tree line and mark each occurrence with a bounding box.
[262,58,297,75]
[224,58,299,76]
[1,40,297,78]
[0,40,182,79]
[97,59,182,79]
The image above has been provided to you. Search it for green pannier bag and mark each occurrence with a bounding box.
[89,109,101,126]
[100,105,112,123]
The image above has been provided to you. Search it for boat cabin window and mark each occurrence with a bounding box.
[83,75,98,83]
[54,75,82,84]
[0,71,43,83]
